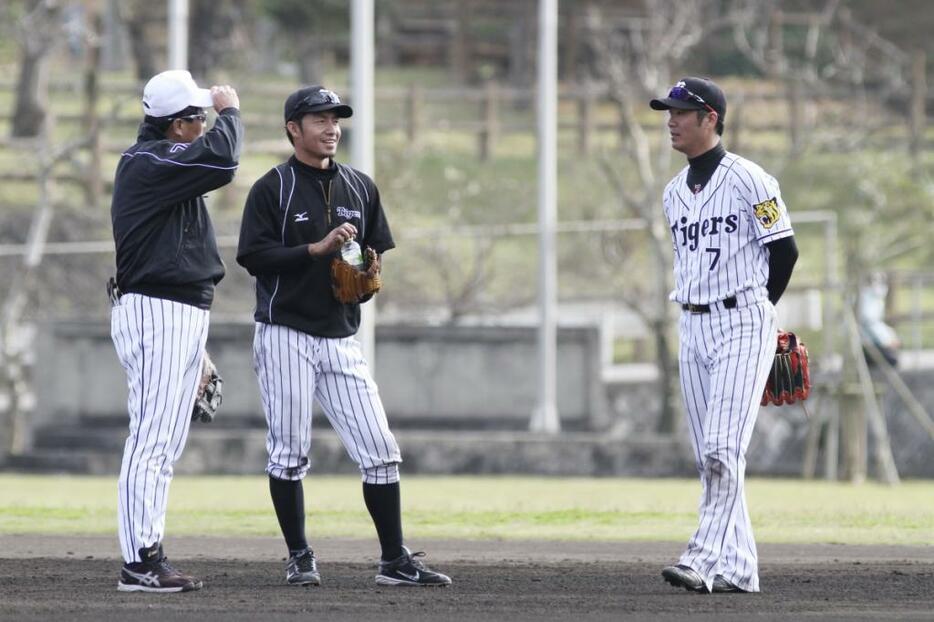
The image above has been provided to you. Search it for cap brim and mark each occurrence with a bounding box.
[650,97,704,111]
[190,87,214,109]
[308,103,353,118]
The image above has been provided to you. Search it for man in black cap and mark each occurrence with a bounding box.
[237,86,451,588]
[649,77,798,594]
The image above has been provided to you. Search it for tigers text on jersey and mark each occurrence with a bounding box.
[663,151,793,306]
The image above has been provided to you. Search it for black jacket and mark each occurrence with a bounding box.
[237,156,394,338]
[111,109,243,309]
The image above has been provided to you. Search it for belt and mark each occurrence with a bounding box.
[682,296,737,314]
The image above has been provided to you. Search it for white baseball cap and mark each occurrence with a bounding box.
[142,70,213,118]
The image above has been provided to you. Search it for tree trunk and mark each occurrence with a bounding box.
[654,317,679,434]
[507,0,534,88]
[296,33,323,85]
[188,0,245,80]
[83,11,103,209]
[188,0,220,80]
[11,0,61,138]
[123,2,158,82]
[11,51,46,138]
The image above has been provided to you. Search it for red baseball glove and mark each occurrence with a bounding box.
[761,331,811,406]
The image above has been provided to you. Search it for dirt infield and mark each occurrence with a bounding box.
[1,537,931,621]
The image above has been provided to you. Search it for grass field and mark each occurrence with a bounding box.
[1,474,931,545]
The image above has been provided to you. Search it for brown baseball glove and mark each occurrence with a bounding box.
[761,330,811,406]
[331,247,382,304]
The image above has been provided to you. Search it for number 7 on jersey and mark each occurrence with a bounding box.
[705,247,720,270]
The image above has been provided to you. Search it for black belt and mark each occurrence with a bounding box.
[682,296,737,314]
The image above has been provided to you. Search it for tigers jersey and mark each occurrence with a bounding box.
[663,152,794,306]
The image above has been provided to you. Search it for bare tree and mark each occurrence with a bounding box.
[728,0,910,157]
[583,0,728,434]
[10,0,62,138]
[258,0,347,84]
[188,0,252,80]
[119,0,159,82]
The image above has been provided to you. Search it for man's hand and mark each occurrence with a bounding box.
[210,85,239,112]
[308,222,357,257]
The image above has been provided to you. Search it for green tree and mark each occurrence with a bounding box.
[257,0,347,84]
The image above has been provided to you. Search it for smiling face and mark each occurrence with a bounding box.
[667,108,719,158]
[288,111,341,168]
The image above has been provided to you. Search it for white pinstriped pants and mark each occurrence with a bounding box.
[253,323,402,484]
[677,299,776,593]
[111,294,209,564]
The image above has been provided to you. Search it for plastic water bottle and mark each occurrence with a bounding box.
[340,238,364,269]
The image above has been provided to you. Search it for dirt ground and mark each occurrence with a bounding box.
[0,536,931,621]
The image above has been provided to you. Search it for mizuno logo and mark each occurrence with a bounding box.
[294,212,309,222]
[398,570,420,582]
[169,143,189,153]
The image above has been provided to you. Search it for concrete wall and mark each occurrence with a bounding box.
[35,321,606,430]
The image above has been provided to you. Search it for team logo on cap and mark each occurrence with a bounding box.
[753,197,780,229]
[320,89,340,104]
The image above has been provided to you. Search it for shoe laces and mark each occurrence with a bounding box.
[292,550,316,572]
[404,550,428,571]
[155,556,179,574]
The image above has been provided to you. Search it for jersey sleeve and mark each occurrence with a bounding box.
[129,110,243,205]
[736,165,794,245]
[362,183,395,255]
[237,172,316,276]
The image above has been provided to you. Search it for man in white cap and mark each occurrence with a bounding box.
[109,70,241,592]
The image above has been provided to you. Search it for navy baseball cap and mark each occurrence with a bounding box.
[650,77,726,123]
[284,86,353,122]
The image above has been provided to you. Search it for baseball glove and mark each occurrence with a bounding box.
[761,331,810,406]
[192,352,223,423]
[331,247,381,304]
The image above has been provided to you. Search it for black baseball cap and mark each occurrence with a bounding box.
[284,85,353,122]
[650,77,726,124]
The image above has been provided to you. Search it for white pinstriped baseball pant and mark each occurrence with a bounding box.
[253,322,401,485]
[677,299,776,593]
[111,294,209,564]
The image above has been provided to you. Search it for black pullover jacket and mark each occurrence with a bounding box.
[111,108,243,309]
[237,156,394,338]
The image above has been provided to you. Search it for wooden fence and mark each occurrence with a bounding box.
[0,65,930,197]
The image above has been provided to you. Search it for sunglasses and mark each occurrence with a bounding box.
[172,113,207,123]
[668,83,715,113]
[300,89,341,107]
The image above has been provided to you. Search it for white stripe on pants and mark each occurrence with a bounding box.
[677,300,776,593]
[111,294,209,563]
[253,322,401,483]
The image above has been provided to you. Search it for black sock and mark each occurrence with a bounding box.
[269,476,308,555]
[362,482,404,561]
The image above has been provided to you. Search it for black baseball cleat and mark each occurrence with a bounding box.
[375,546,452,587]
[286,548,321,586]
[712,575,748,593]
[662,564,707,592]
[117,543,202,593]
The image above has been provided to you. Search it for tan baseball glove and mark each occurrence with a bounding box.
[331,247,381,304]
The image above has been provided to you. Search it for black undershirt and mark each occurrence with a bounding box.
[686,142,726,194]
[765,236,798,304]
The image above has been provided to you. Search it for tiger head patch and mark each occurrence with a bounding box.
[754,197,780,229]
